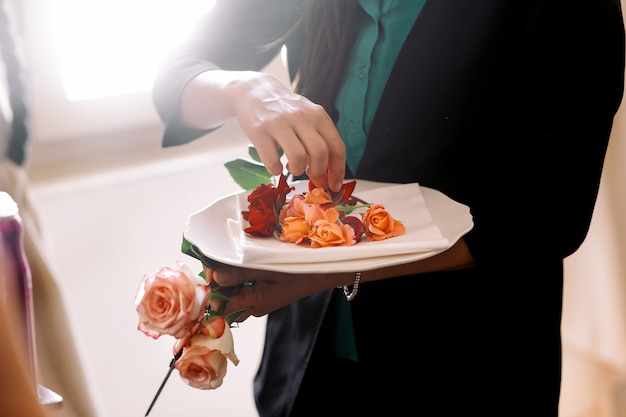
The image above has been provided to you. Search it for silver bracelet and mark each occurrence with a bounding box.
[343,272,361,302]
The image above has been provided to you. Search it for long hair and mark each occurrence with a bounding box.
[292,0,363,117]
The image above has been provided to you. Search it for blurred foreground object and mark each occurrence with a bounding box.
[0,191,63,406]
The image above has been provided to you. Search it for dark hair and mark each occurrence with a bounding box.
[292,0,363,118]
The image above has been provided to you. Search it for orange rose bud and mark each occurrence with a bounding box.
[305,187,332,205]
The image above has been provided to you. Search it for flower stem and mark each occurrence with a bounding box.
[353,195,370,205]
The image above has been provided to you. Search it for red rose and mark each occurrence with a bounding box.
[243,198,277,236]
[242,174,294,237]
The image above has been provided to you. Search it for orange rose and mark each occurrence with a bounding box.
[304,187,331,204]
[135,261,210,340]
[309,219,356,248]
[362,204,407,241]
[280,216,311,244]
[175,321,239,390]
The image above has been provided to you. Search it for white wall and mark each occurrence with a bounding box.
[27,122,270,417]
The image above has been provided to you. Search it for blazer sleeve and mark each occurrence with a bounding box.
[151,0,301,147]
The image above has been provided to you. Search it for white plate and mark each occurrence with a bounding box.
[184,180,473,273]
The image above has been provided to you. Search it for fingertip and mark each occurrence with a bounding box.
[214,267,247,288]
[267,162,284,176]
[330,182,343,192]
[213,268,230,286]
[307,174,329,190]
[202,264,214,279]
[286,162,304,177]
[329,172,346,192]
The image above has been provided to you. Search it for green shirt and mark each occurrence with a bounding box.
[332,0,425,362]
[335,0,426,174]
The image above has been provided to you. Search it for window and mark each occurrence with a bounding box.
[50,0,215,101]
[21,0,215,143]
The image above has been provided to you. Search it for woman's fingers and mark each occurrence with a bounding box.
[211,266,247,287]
[201,264,215,284]
[261,114,346,190]
[235,75,346,189]
[305,117,346,191]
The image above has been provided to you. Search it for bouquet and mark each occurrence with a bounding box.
[229,145,406,246]
[134,261,245,415]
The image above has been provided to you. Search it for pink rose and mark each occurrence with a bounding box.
[175,320,240,390]
[279,194,306,220]
[135,261,210,340]
[303,204,340,225]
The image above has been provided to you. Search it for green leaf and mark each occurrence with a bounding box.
[247,145,283,163]
[247,145,262,163]
[181,236,225,270]
[225,310,248,326]
[336,203,370,216]
[210,291,234,302]
[224,159,272,190]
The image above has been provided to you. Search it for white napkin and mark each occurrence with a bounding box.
[227,182,450,265]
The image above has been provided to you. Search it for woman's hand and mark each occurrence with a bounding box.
[203,264,345,321]
[182,70,346,191]
[202,239,476,322]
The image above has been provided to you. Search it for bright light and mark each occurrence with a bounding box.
[50,0,215,101]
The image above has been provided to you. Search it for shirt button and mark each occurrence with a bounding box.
[348,121,357,134]
[358,66,367,79]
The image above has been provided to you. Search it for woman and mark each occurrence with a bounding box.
[152,1,625,415]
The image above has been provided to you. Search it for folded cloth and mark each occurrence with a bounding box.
[229,182,450,265]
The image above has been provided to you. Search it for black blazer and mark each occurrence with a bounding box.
[153,1,625,415]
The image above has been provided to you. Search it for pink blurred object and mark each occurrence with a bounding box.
[0,191,62,405]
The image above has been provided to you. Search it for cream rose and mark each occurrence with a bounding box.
[175,322,240,390]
